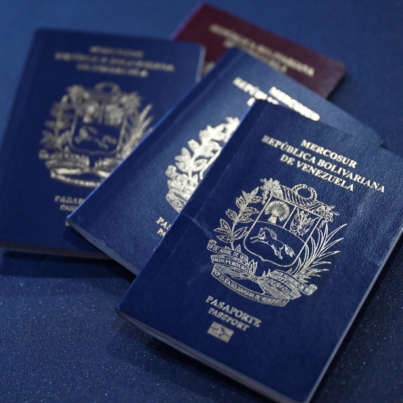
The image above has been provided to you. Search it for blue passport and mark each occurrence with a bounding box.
[0,28,203,257]
[117,101,403,403]
[68,48,381,271]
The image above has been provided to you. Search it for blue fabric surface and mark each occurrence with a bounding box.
[1,1,403,402]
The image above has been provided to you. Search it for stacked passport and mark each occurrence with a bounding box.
[0,29,203,256]
[2,4,403,403]
[116,101,403,403]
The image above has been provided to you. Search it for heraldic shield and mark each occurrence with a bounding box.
[39,82,153,187]
[207,178,346,307]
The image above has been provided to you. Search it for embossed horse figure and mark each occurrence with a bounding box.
[250,227,295,260]
[75,126,117,150]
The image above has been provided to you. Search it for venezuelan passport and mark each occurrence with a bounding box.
[117,101,403,403]
[172,3,345,97]
[0,29,203,257]
[68,48,381,273]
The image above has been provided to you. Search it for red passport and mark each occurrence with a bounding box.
[172,3,346,98]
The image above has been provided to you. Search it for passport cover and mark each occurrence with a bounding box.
[68,48,381,273]
[172,3,346,98]
[117,101,403,403]
[0,28,203,257]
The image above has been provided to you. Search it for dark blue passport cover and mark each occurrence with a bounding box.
[117,101,403,403]
[68,48,381,272]
[0,28,203,257]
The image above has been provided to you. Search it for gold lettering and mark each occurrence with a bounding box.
[210,23,315,77]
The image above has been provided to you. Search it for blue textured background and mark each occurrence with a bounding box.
[1,1,403,402]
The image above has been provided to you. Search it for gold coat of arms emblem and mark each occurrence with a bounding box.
[208,178,346,307]
[39,82,153,187]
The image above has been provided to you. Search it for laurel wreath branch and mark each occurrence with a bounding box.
[41,102,75,151]
[175,118,239,180]
[214,187,261,250]
[166,117,239,212]
[288,223,346,282]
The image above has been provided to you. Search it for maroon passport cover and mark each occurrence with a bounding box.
[172,3,346,98]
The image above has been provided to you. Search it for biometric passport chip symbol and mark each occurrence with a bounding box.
[207,178,346,307]
[39,82,153,188]
[165,117,240,212]
[207,322,234,342]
